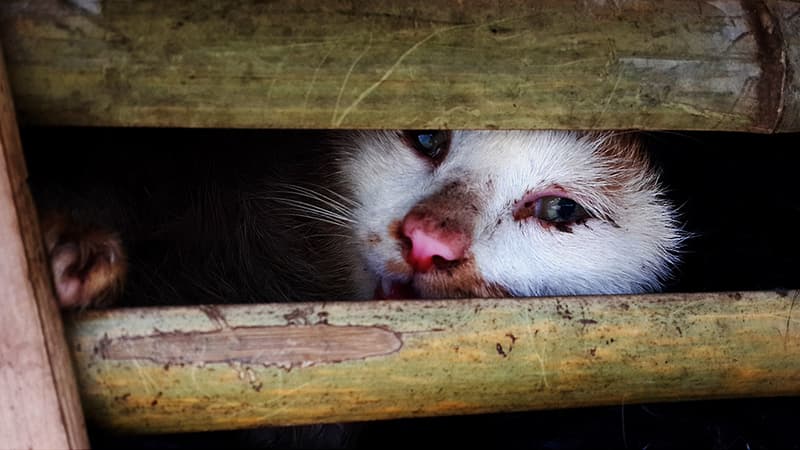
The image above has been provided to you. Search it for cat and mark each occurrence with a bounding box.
[36,130,684,309]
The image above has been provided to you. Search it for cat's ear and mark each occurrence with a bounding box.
[40,212,127,309]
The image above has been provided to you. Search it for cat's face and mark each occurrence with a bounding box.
[336,130,683,300]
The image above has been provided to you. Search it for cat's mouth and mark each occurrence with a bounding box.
[374,277,418,300]
[372,259,511,300]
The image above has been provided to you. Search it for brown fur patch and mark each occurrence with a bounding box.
[385,259,410,277]
[579,132,655,223]
[512,198,536,222]
[415,258,509,299]
[587,132,651,190]
[388,220,403,241]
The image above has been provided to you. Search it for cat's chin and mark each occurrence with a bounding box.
[374,277,418,300]
[371,264,512,300]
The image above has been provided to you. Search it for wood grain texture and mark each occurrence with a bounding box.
[66,291,800,434]
[775,1,800,130]
[0,0,798,131]
[0,45,90,449]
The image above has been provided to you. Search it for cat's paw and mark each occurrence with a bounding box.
[41,213,127,309]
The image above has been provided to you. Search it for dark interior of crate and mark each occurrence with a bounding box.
[20,127,800,449]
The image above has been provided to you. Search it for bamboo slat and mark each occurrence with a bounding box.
[0,0,798,131]
[0,45,89,449]
[66,290,800,434]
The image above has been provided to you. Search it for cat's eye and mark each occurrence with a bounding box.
[535,196,590,223]
[513,194,592,227]
[402,130,451,162]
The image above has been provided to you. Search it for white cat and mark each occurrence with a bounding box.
[339,130,683,300]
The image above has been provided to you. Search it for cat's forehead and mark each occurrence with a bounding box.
[342,130,652,201]
[349,130,646,169]
[415,131,648,188]
[449,130,644,168]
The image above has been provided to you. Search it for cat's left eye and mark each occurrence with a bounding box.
[402,130,451,162]
[535,196,590,223]
[513,195,592,226]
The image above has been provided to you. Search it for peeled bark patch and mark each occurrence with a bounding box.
[99,324,403,369]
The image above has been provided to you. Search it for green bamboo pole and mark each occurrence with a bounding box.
[66,290,800,434]
[1,0,798,131]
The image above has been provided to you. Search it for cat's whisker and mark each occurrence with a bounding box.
[258,197,356,226]
[264,201,353,225]
[269,188,352,216]
[312,184,361,208]
[277,182,360,208]
[268,211,353,229]
[269,183,360,216]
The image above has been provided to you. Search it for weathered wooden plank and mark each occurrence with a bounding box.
[1,0,798,131]
[66,290,800,434]
[0,45,89,449]
[776,1,800,130]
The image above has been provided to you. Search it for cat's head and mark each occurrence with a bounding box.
[335,130,684,300]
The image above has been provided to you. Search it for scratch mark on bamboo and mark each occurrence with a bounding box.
[784,291,798,350]
[594,62,625,128]
[264,54,289,108]
[304,47,333,111]
[424,105,480,128]
[547,57,609,68]
[716,74,758,129]
[262,378,316,419]
[127,344,156,397]
[332,36,372,127]
[666,101,736,120]
[533,350,550,389]
[333,24,464,127]
[189,363,200,392]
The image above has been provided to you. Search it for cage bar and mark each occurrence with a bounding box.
[67,291,800,434]
[0,45,89,449]
[0,0,798,131]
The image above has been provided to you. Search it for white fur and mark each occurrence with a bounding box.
[336,130,684,298]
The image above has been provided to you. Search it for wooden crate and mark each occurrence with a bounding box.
[0,0,799,447]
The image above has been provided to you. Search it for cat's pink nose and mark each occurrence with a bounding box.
[401,213,469,273]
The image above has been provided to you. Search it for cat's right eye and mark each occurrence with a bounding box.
[402,130,451,163]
